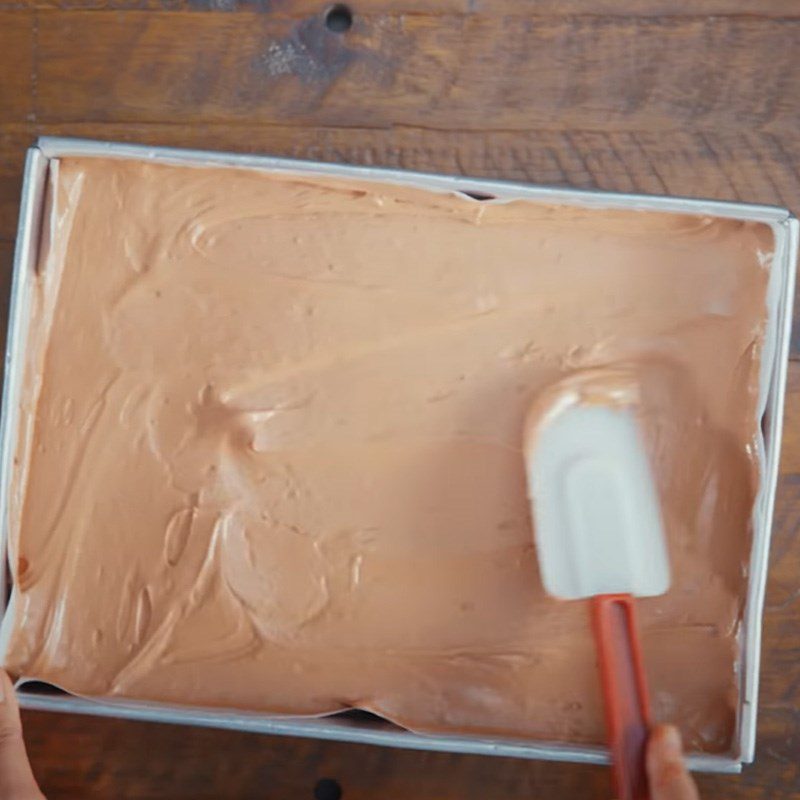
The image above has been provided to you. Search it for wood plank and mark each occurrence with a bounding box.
[26,124,800,206]
[0,12,33,122]
[0,240,14,355]
[17,702,798,800]
[34,11,800,132]
[19,711,610,799]
[7,0,800,16]
[752,467,800,799]
[778,362,800,474]
[0,125,32,243]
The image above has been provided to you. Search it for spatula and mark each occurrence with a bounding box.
[523,374,670,800]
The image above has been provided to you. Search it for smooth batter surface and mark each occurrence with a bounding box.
[0,157,772,752]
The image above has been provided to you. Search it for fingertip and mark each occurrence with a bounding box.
[0,669,16,699]
[647,725,700,800]
[649,725,683,760]
[0,670,23,729]
[0,670,44,799]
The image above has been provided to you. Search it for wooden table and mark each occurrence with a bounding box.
[1,1,799,797]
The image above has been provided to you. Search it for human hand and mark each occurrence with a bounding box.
[646,725,700,800]
[0,670,45,799]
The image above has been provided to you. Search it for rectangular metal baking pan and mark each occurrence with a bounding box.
[2,137,797,773]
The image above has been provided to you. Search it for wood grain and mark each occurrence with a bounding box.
[6,0,800,16]
[17,700,800,800]
[0,13,33,123]
[780,365,800,475]
[0,241,14,351]
[28,125,800,208]
[1,1,799,798]
[0,126,30,243]
[32,11,800,132]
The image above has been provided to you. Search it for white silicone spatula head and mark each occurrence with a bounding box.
[524,372,670,601]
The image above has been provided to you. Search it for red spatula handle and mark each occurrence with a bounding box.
[591,593,652,800]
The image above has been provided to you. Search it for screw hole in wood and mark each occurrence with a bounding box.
[325,5,353,33]
[313,777,343,800]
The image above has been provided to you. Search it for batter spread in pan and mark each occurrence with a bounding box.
[1,157,771,753]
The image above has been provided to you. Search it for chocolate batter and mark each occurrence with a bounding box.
[0,157,772,752]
